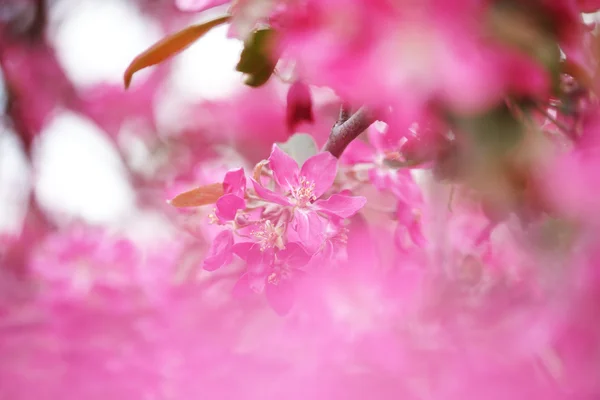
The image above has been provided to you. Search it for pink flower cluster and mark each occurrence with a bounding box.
[202,143,366,314]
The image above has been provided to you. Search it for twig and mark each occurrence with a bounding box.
[323,106,377,158]
[337,103,352,125]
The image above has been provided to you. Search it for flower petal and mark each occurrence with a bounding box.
[232,273,254,298]
[223,168,246,197]
[340,139,376,165]
[246,246,275,278]
[202,230,234,271]
[315,194,367,218]
[175,0,230,13]
[215,194,245,222]
[300,152,338,198]
[247,273,266,293]
[265,279,295,315]
[366,122,398,153]
[232,242,254,260]
[292,209,325,250]
[251,179,291,206]
[277,242,311,269]
[268,144,300,190]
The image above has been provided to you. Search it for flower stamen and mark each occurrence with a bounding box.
[252,220,286,251]
[291,176,317,207]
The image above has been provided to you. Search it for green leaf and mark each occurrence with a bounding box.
[450,105,523,156]
[236,28,278,87]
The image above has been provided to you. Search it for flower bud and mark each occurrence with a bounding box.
[286,80,314,133]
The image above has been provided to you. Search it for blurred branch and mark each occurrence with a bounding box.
[0,0,60,256]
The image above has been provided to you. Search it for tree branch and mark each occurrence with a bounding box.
[323,106,376,158]
[337,102,351,125]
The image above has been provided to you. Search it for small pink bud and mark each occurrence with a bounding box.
[286,80,314,133]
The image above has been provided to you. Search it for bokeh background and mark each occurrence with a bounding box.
[3,1,600,399]
[0,0,337,240]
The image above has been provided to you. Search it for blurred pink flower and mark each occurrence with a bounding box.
[233,240,310,314]
[175,0,230,12]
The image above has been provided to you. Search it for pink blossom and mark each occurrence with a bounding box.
[342,123,416,191]
[253,144,366,248]
[233,240,310,315]
[28,226,177,305]
[342,123,426,251]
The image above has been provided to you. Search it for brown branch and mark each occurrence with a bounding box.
[323,106,376,158]
[337,102,351,125]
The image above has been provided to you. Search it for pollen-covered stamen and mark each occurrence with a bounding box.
[267,263,292,285]
[252,220,286,251]
[333,227,349,245]
[290,176,317,207]
[208,208,218,224]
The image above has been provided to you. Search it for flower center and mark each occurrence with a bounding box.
[252,220,285,251]
[291,176,317,207]
[267,262,292,286]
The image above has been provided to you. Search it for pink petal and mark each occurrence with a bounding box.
[215,194,245,222]
[367,168,392,191]
[578,0,600,12]
[300,152,338,198]
[408,220,427,248]
[320,240,335,262]
[202,230,234,271]
[247,246,275,277]
[232,273,255,298]
[223,168,246,197]
[175,0,230,12]
[277,242,311,269]
[247,272,266,293]
[265,279,295,315]
[235,245,272,294]
[292,209,325,250]
[251,179,291,206]
[340,139,376,165]
[315,194,367,218]
[366,123,389,153]
[394,225,412,253]
[232,242,253,260]
[346,214,378,266]
[268,144,300,190]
